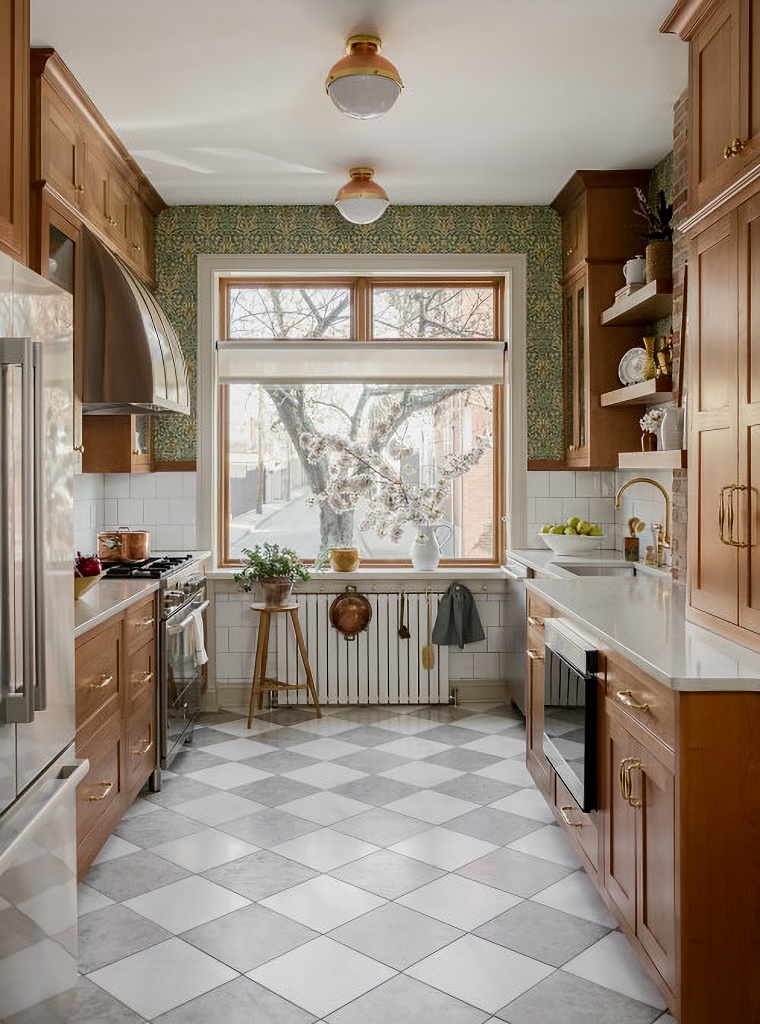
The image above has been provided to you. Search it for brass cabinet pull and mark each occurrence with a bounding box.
[527,615,544,627]
[132,449,141,456]
[109,218,119,227]
[619,757,634,802]
[625,759,644,808]
[729,484,749,548]
[616,690,649,711]
[135,618,155,627]
[131,739,154,756]
[134,670,153,684]
[132,242,142,251]
[73,443,85,454]
[719,484,733,545]
[724,138,747,159]
[85,781,114,802]
[527,649,545,661]
[86,673,113,690]
[559,806,584,828]
[74,183,84,192]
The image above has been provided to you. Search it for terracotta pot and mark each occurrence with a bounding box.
[97,528,151,562]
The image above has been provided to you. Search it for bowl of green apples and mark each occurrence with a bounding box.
[538,516,604,555]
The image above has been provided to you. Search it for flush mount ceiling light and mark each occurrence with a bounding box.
[334,167,389,225]
[326,35,403,119]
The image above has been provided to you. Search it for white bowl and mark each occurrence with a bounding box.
[538,532,604,556]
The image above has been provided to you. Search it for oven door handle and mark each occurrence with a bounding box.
[166,599,209,634]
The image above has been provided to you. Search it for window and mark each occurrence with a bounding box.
[217,276,504,566]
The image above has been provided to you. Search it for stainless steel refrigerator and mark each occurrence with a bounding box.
[0,252,87,1019]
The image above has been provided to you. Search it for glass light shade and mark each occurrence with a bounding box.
[326,35,403,120]
[335,168,389,225]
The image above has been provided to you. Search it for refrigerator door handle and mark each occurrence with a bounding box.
[32,341,46,712]
[0,338,37,724]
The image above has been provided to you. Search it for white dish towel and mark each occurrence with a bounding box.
[189,608,208,666]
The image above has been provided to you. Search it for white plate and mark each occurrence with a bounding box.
[618,347,646,386]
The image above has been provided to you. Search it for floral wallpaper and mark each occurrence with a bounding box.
[153,204,563,463]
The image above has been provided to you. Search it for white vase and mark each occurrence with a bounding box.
[411,524,452,571]
[659,406,685,450]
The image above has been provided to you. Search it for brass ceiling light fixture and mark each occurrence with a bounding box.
[334,167,389,224]
[326,35,403,119]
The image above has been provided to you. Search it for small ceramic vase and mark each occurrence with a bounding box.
[642,337,658,381]
[411,524,452,571]
[623,256,646,286]
[641,432,657,452]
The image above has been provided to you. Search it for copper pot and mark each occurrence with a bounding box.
[329,586,372,640]
[97,528,151,563]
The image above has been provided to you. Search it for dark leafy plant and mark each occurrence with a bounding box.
[234,542,312,592]
[634,188,673,241]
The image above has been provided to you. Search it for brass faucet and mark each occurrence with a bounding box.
[614,477,671,567]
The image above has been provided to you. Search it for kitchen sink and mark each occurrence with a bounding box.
[560,564,636,577]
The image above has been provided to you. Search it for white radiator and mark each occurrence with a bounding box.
[274,591,450,705]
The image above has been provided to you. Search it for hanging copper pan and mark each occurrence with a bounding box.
[329,586,372,640]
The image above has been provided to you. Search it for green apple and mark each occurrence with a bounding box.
[540,524,552,533]
[566,516,580,529]
[564,526,578,535]
[577,520,591,535]
[550,525,565,534]
[589,523,602,536]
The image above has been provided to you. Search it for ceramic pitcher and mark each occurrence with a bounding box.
[411,524,453,571]
[623,256,646,286]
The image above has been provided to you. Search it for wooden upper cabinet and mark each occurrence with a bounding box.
[30,48,164,288]
[0,0,29,264]
[663,0,760,214]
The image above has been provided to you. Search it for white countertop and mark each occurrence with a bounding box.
[74,579,160,639]
[509,549,760,692]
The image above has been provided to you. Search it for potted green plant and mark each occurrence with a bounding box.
[234,542,312,607]
[634,187,674,284]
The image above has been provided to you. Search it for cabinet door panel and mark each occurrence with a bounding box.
[739,194,760,631]
[603,709,637,930]
[0,0,29,263]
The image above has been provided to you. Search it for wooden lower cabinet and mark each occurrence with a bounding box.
[525,598,760,1022]
[75,595,157,877]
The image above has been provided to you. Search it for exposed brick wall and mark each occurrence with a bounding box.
[670,88,689,581]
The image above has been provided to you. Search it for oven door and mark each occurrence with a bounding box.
[543,644,597,812]
[161,591,208,768]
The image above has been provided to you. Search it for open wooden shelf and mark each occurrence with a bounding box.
[601,279,673,326]
[618,449,687,470]
[601,378,673,407]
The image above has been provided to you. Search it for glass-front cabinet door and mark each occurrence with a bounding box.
[563,270,587,466]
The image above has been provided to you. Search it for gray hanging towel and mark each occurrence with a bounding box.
[432,582,485,649]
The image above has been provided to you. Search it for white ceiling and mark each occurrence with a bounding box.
[30,0,687,208]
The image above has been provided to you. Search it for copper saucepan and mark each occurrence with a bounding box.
[97,528,151,563]
[329,586,372,641]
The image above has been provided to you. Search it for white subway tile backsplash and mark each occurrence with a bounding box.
[142,498,170,523]
[127,473,156,499]
[103,498,118,525]
[169,497,196,525]
[215,628,229,653]
[576,472,602,498]
[486,626,507,652]
[228,626,255,653]
[156,473,186,498]
[534,498,565,525]
[182,472,197,498]
[449,653,474,678]
[548,474,576,498]
[473,653,501,678]
[477,602,501,627]
[526,471,550,498]
[116,498,144,524]
[154,525,185,550]
[183,525,198,550]
[103,474,130,498]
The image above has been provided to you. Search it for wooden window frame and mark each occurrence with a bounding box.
[218,275,505,568]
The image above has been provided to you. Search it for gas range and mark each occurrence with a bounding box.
[101,554,197,580]
[101,552,206,619]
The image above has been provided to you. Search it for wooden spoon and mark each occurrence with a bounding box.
[421,591,435,669]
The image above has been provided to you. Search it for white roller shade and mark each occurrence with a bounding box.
[216,339,505,385]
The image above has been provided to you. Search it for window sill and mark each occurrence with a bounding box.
[207,566,507,583]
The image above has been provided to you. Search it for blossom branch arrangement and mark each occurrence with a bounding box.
[299,420,492,545]
[640,408,664,435]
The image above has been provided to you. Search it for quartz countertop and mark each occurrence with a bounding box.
[518,566,760,692]
[74,579,160,639]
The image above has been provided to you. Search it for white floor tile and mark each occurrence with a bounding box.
[173,791,264,826]
[398,872,522,930]
[490,788,556,824]
[87,937,237,1019]
[390,826,498,871]
[206,718,281,736]
[406,933,553,1013]
[119,798,161,819]
[286,717,360,736]
[375,736,452,760]
[278,791,374,825]
[532,870,618,928]
[508,824,583,867]
[283,762,367,789]
[373,715,439,735]
[247,935,395,1018]
[451,714,522,734]
[197,737,277,760]
[187,762,273,789]
[287,738,367,761]
[384,790,478,824]
[379,761,464,788]
[152,827,260,872]
[124,875,250,933]
[475,760,535,787]
[563,931,668,1009]
[77,884,114,915]
[272,828,379,872]
[91,834,141,864]
[460,735,527,759]
[260,874,386,932]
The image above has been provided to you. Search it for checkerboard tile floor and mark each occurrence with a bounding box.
[8,704,677,1023]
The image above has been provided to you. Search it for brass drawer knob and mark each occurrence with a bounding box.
[131,739,154,756]
[616,690,649,711]
[135,618,155,627]
[527,615,544,627]
[86,673,113,690]
[527,649,545,661]
[560,806,584,828]
[85,780,114,802]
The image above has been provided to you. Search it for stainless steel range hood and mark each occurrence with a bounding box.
[81,229,190,415]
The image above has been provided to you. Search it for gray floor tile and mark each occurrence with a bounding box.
[82,849,190,902]
[324,972,490,1023]
[249,726,323,748]
[329,848,445,898]
[333,748,412,773]
[418,725,495,747]
[203,849,317,901]
[196,710,242,726]
[77,903,171,973]
[241,749,320,774]
[218,806,319,846]
[457,846,575,897]
[164,749,225,774]
[332,806,431,845]
[431,774,520,805]
[5,975,145,1024]
[0,906,46,958]
[332,707,400,724]
[474,899,610,967]
[184,725,230,747]
[232,775,320,806]
[411,706,480,723]
[142,775,219,809]
[114,807,206,848]
[424,745,503,770]
[255,707,322,725]
[495,969,663,1024]
[445,807,545,845]
[182,902,318,971]
[336,725,401,746]
[329,901,462,969]
[154,975,317,1024]
[331,775,421,806]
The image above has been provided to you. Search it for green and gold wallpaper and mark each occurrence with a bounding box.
[153,204,563,463]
